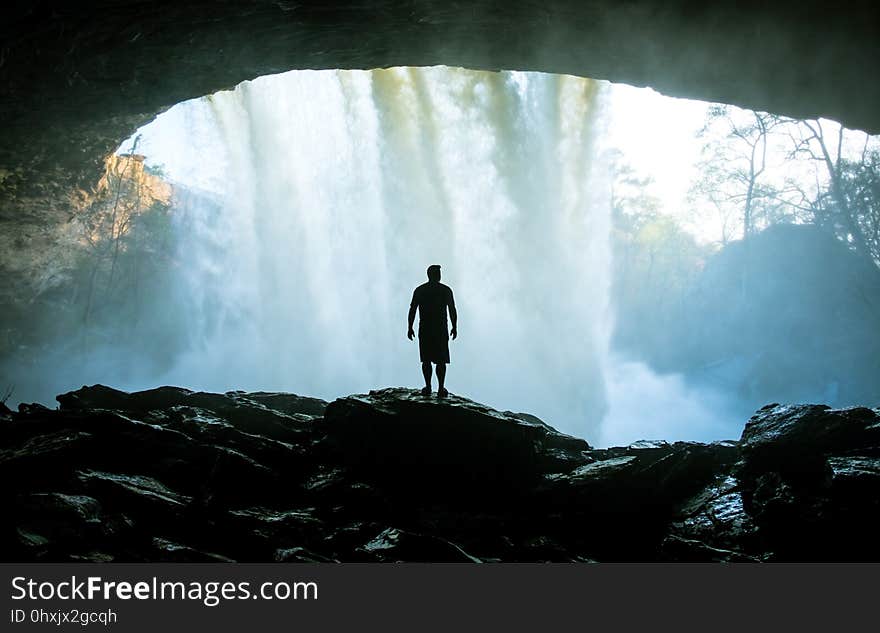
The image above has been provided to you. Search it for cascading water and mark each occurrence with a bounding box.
[128,66,613,440]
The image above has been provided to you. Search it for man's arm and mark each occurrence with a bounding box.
[448,287,458,340]
[407,290,418,340]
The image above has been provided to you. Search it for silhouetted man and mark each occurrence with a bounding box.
[408,264,457,397]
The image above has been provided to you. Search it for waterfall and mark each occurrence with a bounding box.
[126,66,612,440]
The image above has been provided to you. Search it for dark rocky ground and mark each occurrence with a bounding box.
[1,385,878,562]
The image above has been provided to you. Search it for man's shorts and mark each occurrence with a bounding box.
[418,328,450,363]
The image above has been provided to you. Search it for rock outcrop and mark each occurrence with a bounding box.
[0,153,175,366]
[2,386,879,562]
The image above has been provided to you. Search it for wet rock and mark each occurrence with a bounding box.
[10,493,107,559]
[235,391,327,417]
[2,488,142,562]
[13,529,50,558]
[546,440,738,508]
[0,430,98,487]
[229,507,321,541]
[323,387,590,501]
[828,455,880,490]
[739,404,880,476]
[662,476,767,561]
[22,491,101,514]
[659,535,763,563]
[535,440,742,560]
[57,384,191,413]
[507,535,590,563]
[322,522,384,558]
[68,552,116,563]
[151,537,236,563]
[160,406,305,474]
[58,384,320,443]
[75,470,191,513]
[741,455,880,560]
[274,547,338,563]
[3,386,880,562]
[561,455,639,482]
[359,528,482,563]
[17,402,52,415]
[727,404,880,559]
[539,446,595,474]
[195,447,281,507]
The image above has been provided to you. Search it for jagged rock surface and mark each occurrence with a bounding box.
[2,386,879,562]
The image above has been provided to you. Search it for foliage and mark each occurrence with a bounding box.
[781,121,880,266]
[689,106,789,243]
[838,149,880,264]
[691,107,880,267]
[608,153,713,367]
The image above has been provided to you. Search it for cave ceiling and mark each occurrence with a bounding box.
[1,0,879,191]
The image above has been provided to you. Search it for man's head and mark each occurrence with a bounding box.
[426,264,441,282]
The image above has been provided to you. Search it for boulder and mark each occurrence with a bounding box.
[739,404,880,476]
[322,387,591,501]
[358,527,482,563]
[731,404,880,560]
[57,384,323,442]
[662,476,767,561]
[536,440,740,560]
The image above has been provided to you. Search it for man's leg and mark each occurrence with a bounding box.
[421,362,433,392]
[436,363,447,395]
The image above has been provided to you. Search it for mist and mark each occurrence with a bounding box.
[4,65,878,447]
[120,67,611,440]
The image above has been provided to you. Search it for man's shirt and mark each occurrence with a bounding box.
[410,282,455,334]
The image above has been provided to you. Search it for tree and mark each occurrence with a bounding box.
[607,151,711,367]
[75,141,173,347]
[690,106,784,243]
[783,119,880,266]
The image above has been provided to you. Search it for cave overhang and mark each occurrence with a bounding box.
[1,0,878,191]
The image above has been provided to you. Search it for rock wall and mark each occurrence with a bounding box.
[0,154,173,364]
[3,1,879,188]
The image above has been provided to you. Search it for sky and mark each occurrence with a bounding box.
[599,82,711,237]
